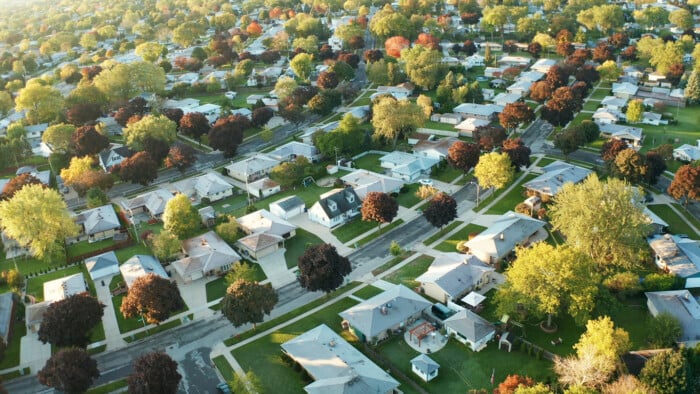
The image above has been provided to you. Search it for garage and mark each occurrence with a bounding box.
[85,251,120,281]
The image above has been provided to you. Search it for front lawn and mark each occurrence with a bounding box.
[485,173,538,215]
[213,355,236,382]
[353,285,385,300]
[589,88,612,101]
[432,165,464,184]
[114,243,153,264]
[434,223,487,253]
[647,204,700,238]
[395,183,421,208]
[0,317,26,369]
[112,294,143,333]
[352,153,385,174]
[285,229,325,269]
[356,219,404,247]
[331,217,378,243]
[206,262,268,302]
[383,255,435,289]
[26,265,84,302]
[423,221,464,246]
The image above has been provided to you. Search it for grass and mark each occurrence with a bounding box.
[423,120,458,132]
[66,239,116,259]
[284,229,325,270]
[331,217,377,243]
[0,367,30,382]
[126,319,182,342]
[672,203,700,231]
[112,294,143,333]
[114,243,153,264]
[206,263,268,302]
[213,183,334,218]
[0,256,47,275]
[371,252,415,276]
[231,297,360,394]
[213,355,236,382]
[582,100,600,112]
[485,173,538,215]
[26,265,83,302]
[383,255,435,289]
[353,285,385,300]
[86,378,127,394]
[356,219,405,247]
[395,183,421,208]
[0,318,26,369]
[352,153,384,174]
[536,157,558,167]
[432,165,464,184]
[435,223,487,253]
[88,344,107,355]
[647,204,700,238]
[589,88,612,101]
[423,221,464,246]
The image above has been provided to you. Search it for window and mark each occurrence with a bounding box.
[327,200,338,211]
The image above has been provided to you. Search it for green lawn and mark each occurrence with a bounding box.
[353,285,385,300]
[647,204,700,238]
[285,229,325,269]
[383,255,435,289]
[423,221,464,246]
[582,100,600,112]
[114,243,153,264]
[26,265,83,302]
[536,157,558,167]
[206,263,268,302]
[66,239,116,259]
[589,88,612,101]
[371,252,415,276]
[423,120,458,132]
[213,183,334,218]
[86,378,127,394]
[0,317,26,369]
[435,223,487,253]
[213,355,236,382]
[568,111,591,127]
[0,256,48,275]
[485,173,538,215]
[432,165,464,184]
[331,217,377,243]
[356,219,404,247]
[232,298,361,394]
[395,183,421,208]
[673,203,700,231]
[352,153,384,174]
[112,294,144,333]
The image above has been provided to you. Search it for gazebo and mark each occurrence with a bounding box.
[409,321,436,347]
[462,291,486,312]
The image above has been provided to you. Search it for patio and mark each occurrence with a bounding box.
[404,319,448,354]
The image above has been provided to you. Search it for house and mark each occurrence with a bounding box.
[267,141,320,163]
[281,324,400,394]
[120,255,169,288]
[673,141,700,162]
[246,94,265,105]
[171,231,241,282]
[189,103,221,123]
[237,209,297,239]
[411,354,440,383]
[488,78,507,88]
[464,54,485,68]
[98,144,133,172]
[225,155,280,182]
[648,71,666,82]
[379,151,439,182]
[492,92,521,106]
[646,290,700,346]
[648,234,700,288]
[429,113,463,125]
[415,253,495,303]
[375,82,414,100]
[339,284,432,343]
[643,207,669,234]
[340,170,405,200]
[121,188,174,221]
[26,273,87,332]
[170,172,235,202]
[498,56,531,67]
[85,251,120,281]
[612,82,639,99]
[454,118,490,138]
[599,124,644,147]
[162,98,201,111]
[506,80,532,97]
[465,211,547,264]
[601,96,629,111]
[523,161,593,197]
[444,309,496,351]
[198,206,217,227]
[247,178,280,199]
[530,58,556,73]
[70,204,121,243]
[0,292,14,343]
[642,111,666,126]
[307,188,362,228]
[269,196,305,220]
[413,137,460,161]
[518,70,544,82]
[592,108,625,125]
[453,103,502,120]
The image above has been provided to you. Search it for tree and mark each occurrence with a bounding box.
[135,42,164,63]
[385,36,410,58]
[625,99,644,123]
[669,9,694,30]
[86,187,109,209]
[0,91,13,117]
[225,261,259,285]
[123,115,177,151]
[1,173,42,200]
[117,152,158,186]
[613,148,646,183]
[42,124,75,154]
[499,102,534,131]
[371,97,425,148]
[316,71,339,90]
[179,112,210,140]
[447,141,480,173]
[648,312,682,348]
[274,77,298,102]
[308,90,342,116]
[270,157,310,188]
[496,243,599,328]
[529,81,552,102]
[38,348,99,394]
[496,375,535,394]
[650,41,683,75]
[297,243,351,293]
[150,230,181,262]
[0,185,78,259]
[14,80,64,124]
[93,62,165,105]
[120,274,184,324]
[423,192,457,229]
[542,87,579,126]
[71,125,109,157]
[361,192,398,228]
[549,175,651,270]
[668,164,700,206]
[221,280,278,330]
[165,144,196,173]
[400,45,447,90]
[503,138,532,170]
[128,352,182,394]
[142,137,170,165]
[163,194,201,240]
[601,139,628,162]
[545,66,570,90]
[575,316,631,367]
[685,72,700,103]
[173,21,206,47]
[644,151,666,185]
[38,294,104,348]
[251,107,274,128]
[603,375,651,394]
[290,53,314,81]
[208,115,249,157]
[640,350,688,394]
[474,152,514,191]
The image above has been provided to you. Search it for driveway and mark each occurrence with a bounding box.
[256,249,297,288]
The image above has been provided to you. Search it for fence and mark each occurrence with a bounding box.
[66,236,135,264]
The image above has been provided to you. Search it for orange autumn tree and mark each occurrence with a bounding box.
[495,374,535,394]
[385,36,410,58]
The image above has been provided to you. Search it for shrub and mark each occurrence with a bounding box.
[643,273,681,292]
[603,272,642,299]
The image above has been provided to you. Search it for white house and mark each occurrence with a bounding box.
[599,124,644,147]
[85,251,120,281]
[98,144,133,172]
[465,211,547,264]
[453,103,502,120]
[247,177,280,199]
[308,188,362,228]
[523,161,593,197]
[121,188,174,221]
[593,108,625,125]
[506,80,532,97]
[415,253,495,303]
[226,154,280,182]
[26,273,87,332]
[518,70,545,82]
[69,204,122,244]
[379,151,439,182]
[120,255,169,288]
[601,96,628,111]
[444,309,496,351]
[267,141,320,163]
[673,141,700,162]
[454,118,489,138]
[648,234,700,288]
[530,58,556,73]
[498,56,531,67]
[340,170,405,200]
[492,92,521,106]
[413,137,460,161]
[269,195,305,220]
[642,111,666,126]
[171,231,241,282]
[411,354,440,383]
[464,54,485,68]
[375,83,415,100]
[170,172,235,202]
[612,82,639,99]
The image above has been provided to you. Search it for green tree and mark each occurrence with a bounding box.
[93,62,165,105]
[634,6,669,30]
[273,76,297,102]
[549,175,651,270]
[14,80,64,124]
[221,280,278,330]
[135,42,164,62]
[85,187,108,209]
[369,6,412,41]
[613,148,646,183]
[162,194,201,240]
[150,229,181,262]
[640,350,688,394]
[669,9,694,30]
[597,60,621,82]
[496,243,599,328]
[225,261,258,284]
[173,21,206,47]
[0,185,79,259]
[648,312,682,348]
[290,53,314,81]
[400,45,446,90]
[650,41,683,75]
[42,124,75,154]
[123,115,177,151]
[625,99,644,123]
[0,91,13,116]
[685,71,700,103]
[371,97,425,148]
[216,216,242,244]
[474,152,514,191]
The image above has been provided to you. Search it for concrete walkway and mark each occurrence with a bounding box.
[94,276,127,350]
[287,214,353,255]
[255,249,297,288]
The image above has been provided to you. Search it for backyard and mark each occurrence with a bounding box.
[352,153,385,174]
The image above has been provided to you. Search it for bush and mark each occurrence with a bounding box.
[389,241,402,256]
[648,312,682,348]
[643,273,682,292]
[519,341,527,353]
[603,272,642,299]
[201,197,211,205]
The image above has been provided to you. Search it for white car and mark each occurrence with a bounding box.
[419,179,433,186]
[224,91,237,99]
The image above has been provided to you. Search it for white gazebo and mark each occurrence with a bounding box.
[461,291,486,308]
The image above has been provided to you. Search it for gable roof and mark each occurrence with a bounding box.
[267,141,318,161]
[599,124,644,141]
[444,309,495,343]
[225,154,280,175]
[465,211,546,262]
[523,161,593,196]
[455,117,490,132]
[340,170,405,200]
[74,204,120,236]
[194,172,233,197]
[270,195,305,212]
[674,144,700,161]
[612,82,639,96]
[453,103,503,117]
[415,253,494,299]
[646,290,700,343]
[315,188,362,220]
[120,255,168,288]
[123,188,174,217]
[98,144,132,170]
[237,209,297,237]
[339,284,431,339]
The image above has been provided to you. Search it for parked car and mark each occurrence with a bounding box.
[216,383,231,394]
[419,179,433,186]
[225,91,237,99]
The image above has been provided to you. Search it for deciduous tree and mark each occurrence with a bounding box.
[613,148,646,183]
[640,350,688,394]
[423,192,457,229]
[70,125,109,156]
[648,312,682,348]
[221,280,278,330]
[163,193,201,239]
[290,53,314,81]
[93,62,165,105]
[38,294,104,348]
[297,243,351,293]
[128,352,182,394]
[14,80,64,124]
[179,112,210,140]
[165,144,196,173]
[626,99,644,123]
[117,152,158,185]
[400,45,447,90]
[208,115,249,157]
[499,102,534,131]
[371,97,425,148]
[150,229,181,262]
[361,192,398,228]
[123,115,177,151]
[503,138,532,169]
[447,141,480,173]
[120,274,185,324]
[474,152,514,191]
[251,107,274,127]
[668,164,700,205]
[38,348,99,394]
[496,375,535,394]
[1,173,42,200]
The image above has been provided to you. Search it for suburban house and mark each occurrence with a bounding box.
[465,211,547,265]
[237,209,297,240]
[648,234,700,288]
[497,56,531,67]
[85,251,120,281]
[121,188,174,222]
[120,255,169,288]
[170,172,235,202]
[673,142,700,162]
[267,141,320,163]
[171,231,241,282]
[601,96,629,111]
[411,354,440,383]
[464,54,485,68]
[375,82,415,100]
[444,309,496,352]
[644,207,669,234]
[188,103,221,123]
[340,170,405,200]
[69,204,122,244]
[339,284,432,344]
[0,292,14,343]
[379,151,439,182]
[642,111,666,126]
[98,144,133,172]
[415,253,495,303]
[225,154,280,182]
[454,118,490,138]
[492,92,521,106]
[599,124,644,148]
[453,103,502,121]
[592,108,625,125]
[413,137,459,161]
[530,58,556,73]
[269,196,305,220]
[506,80,532,97]
[26,273,87,332]
[523,161,593,197]
[646,290,700,346]
[518,70,544,82]
[307,188,362,228]
[247,178,280,199]
[281,324,400,394]
[612,82,639,99]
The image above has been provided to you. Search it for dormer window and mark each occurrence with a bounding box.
[328,200,338,211]
[346,194,355,203]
